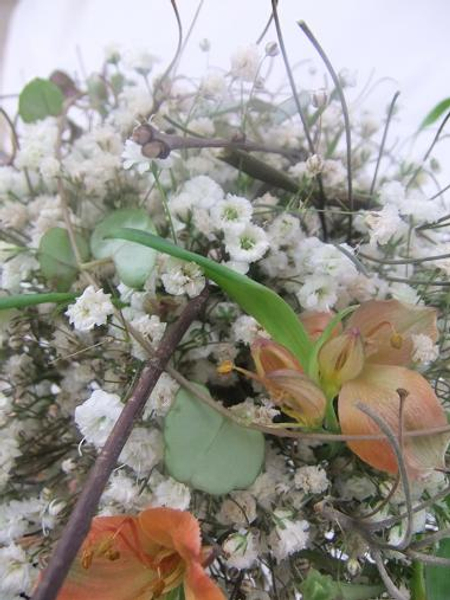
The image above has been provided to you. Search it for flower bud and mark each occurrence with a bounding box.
[265,42,279,57]
[318,328,365,391]
[312,89,328,109]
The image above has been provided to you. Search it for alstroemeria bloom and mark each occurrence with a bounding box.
[251,300,449,478]
[56,507,225,600]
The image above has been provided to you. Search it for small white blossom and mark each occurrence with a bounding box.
[122,139,152,173]
[268,509,309,561]
[230,45,261,81]
[225,223,269,263]
[120,427,163,474]
[161,258,205,297]
[0,544,35,597]
[411,334,439,364]
[124,49,158,75]
[223,530,259,570]
[129,314,166,360]
[296,275,338,311]
[144,372,179,418]
[102,471,140,509]
[294,465,329,494]
[379,181,406,207]
[365,204,406,246]
[66,286,114,332]
[218,492,257,526]
[210,194,253,233]
[232,315,269,345]
[151,476,191,510]
[74,389,123,448]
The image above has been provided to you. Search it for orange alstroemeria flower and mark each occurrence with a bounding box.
[56,507,225,600]
[250,300,450,478]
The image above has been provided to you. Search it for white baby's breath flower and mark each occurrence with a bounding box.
[66,286,114,331]
[411,334,439,364]
[129,314,166,360]
[268,509,309,561]
[161,258,205,298]
[119,427,163,474]
[230,44,261,81]
[365,204,406,247]
[122,139,152,173]
[225,223,269,263]
[232,315,269,345]
[151,476,191,510]
[144,372,179,418]
[74,389,123,448]
[296,275,338,311]
[210,194,253,233]
[0,543,35,597]
[294,465,329,494]
[223,530,259,570]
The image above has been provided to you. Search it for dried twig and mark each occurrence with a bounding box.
[31,288,209,600]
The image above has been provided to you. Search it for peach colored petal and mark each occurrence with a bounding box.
[138,507,201,564]
[184,562,226,600]
[264,369,327,427]
[251,338,303,375]
[347,299,437,366]
[56,516,159,600]
[338,364,449,478]
[299,310,341,341]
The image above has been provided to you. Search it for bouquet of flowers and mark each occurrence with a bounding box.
[1,3,450,599]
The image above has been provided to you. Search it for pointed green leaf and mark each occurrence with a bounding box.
[19,78,64,123]
[38,227,89,291]
[420,98,450,130]
[108,229,313,365]
[0,292,76,311]
[91,209,157,288]
[164,385,265,495]
[425,538,450,600]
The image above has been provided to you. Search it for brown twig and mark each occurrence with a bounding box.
[31,287,209,600]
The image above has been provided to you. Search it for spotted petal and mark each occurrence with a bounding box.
[338,363,449,477]
[347,299,437,366]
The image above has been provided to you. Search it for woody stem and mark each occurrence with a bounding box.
[31,287,209,600]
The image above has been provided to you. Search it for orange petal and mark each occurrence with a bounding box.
[264,369,327,427]
[138,507,201,564]
[251,338,303,376]
[184,561,226,600]
[338,364,449,477]
[300,310,341,341]
[56,516,159,600]
[347,299,438,366]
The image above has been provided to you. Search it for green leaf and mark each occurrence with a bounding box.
[109,229,313,366]
[38,227,90,291]
[91,209,157,288]
[164,384,265,495]
[19,78,64,123]
[299,569,383,600]
[420,98,450,130]
[425,538,450,599]
[0,292,76,311]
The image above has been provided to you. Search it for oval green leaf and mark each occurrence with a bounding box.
[38,227,89,291]
[91,209,157,288]
[19,78,64,123]
[420,98,450,130]
[425,538,450,600]
[164,385,265,495]
[108,229,313,366]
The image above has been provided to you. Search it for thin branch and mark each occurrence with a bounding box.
[359,250,450,266]
[369,91,400,203]
[31,288,209,600]
[406,549,450,567]
[372,550,409,600]
[298,20,353,241]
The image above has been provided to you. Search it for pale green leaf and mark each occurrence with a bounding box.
[420,98,450,130]
[109,228,313,366]
[38,227,89,291]
[164,385,265,495]
[425,538,450,600]
[91,209,157,288]
[19,78,64,123]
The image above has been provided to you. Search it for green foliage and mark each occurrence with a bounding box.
[18,78,64,123]
[0,292,76,311]
[299,569,383,600]
[164,385,265,495]
[419,98,450,129]
[425,538,450,600]
[91,209,157,288]
[38,227,90,291]
[109,228,313,366]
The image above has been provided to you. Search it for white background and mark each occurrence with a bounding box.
[1,0,449,177]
